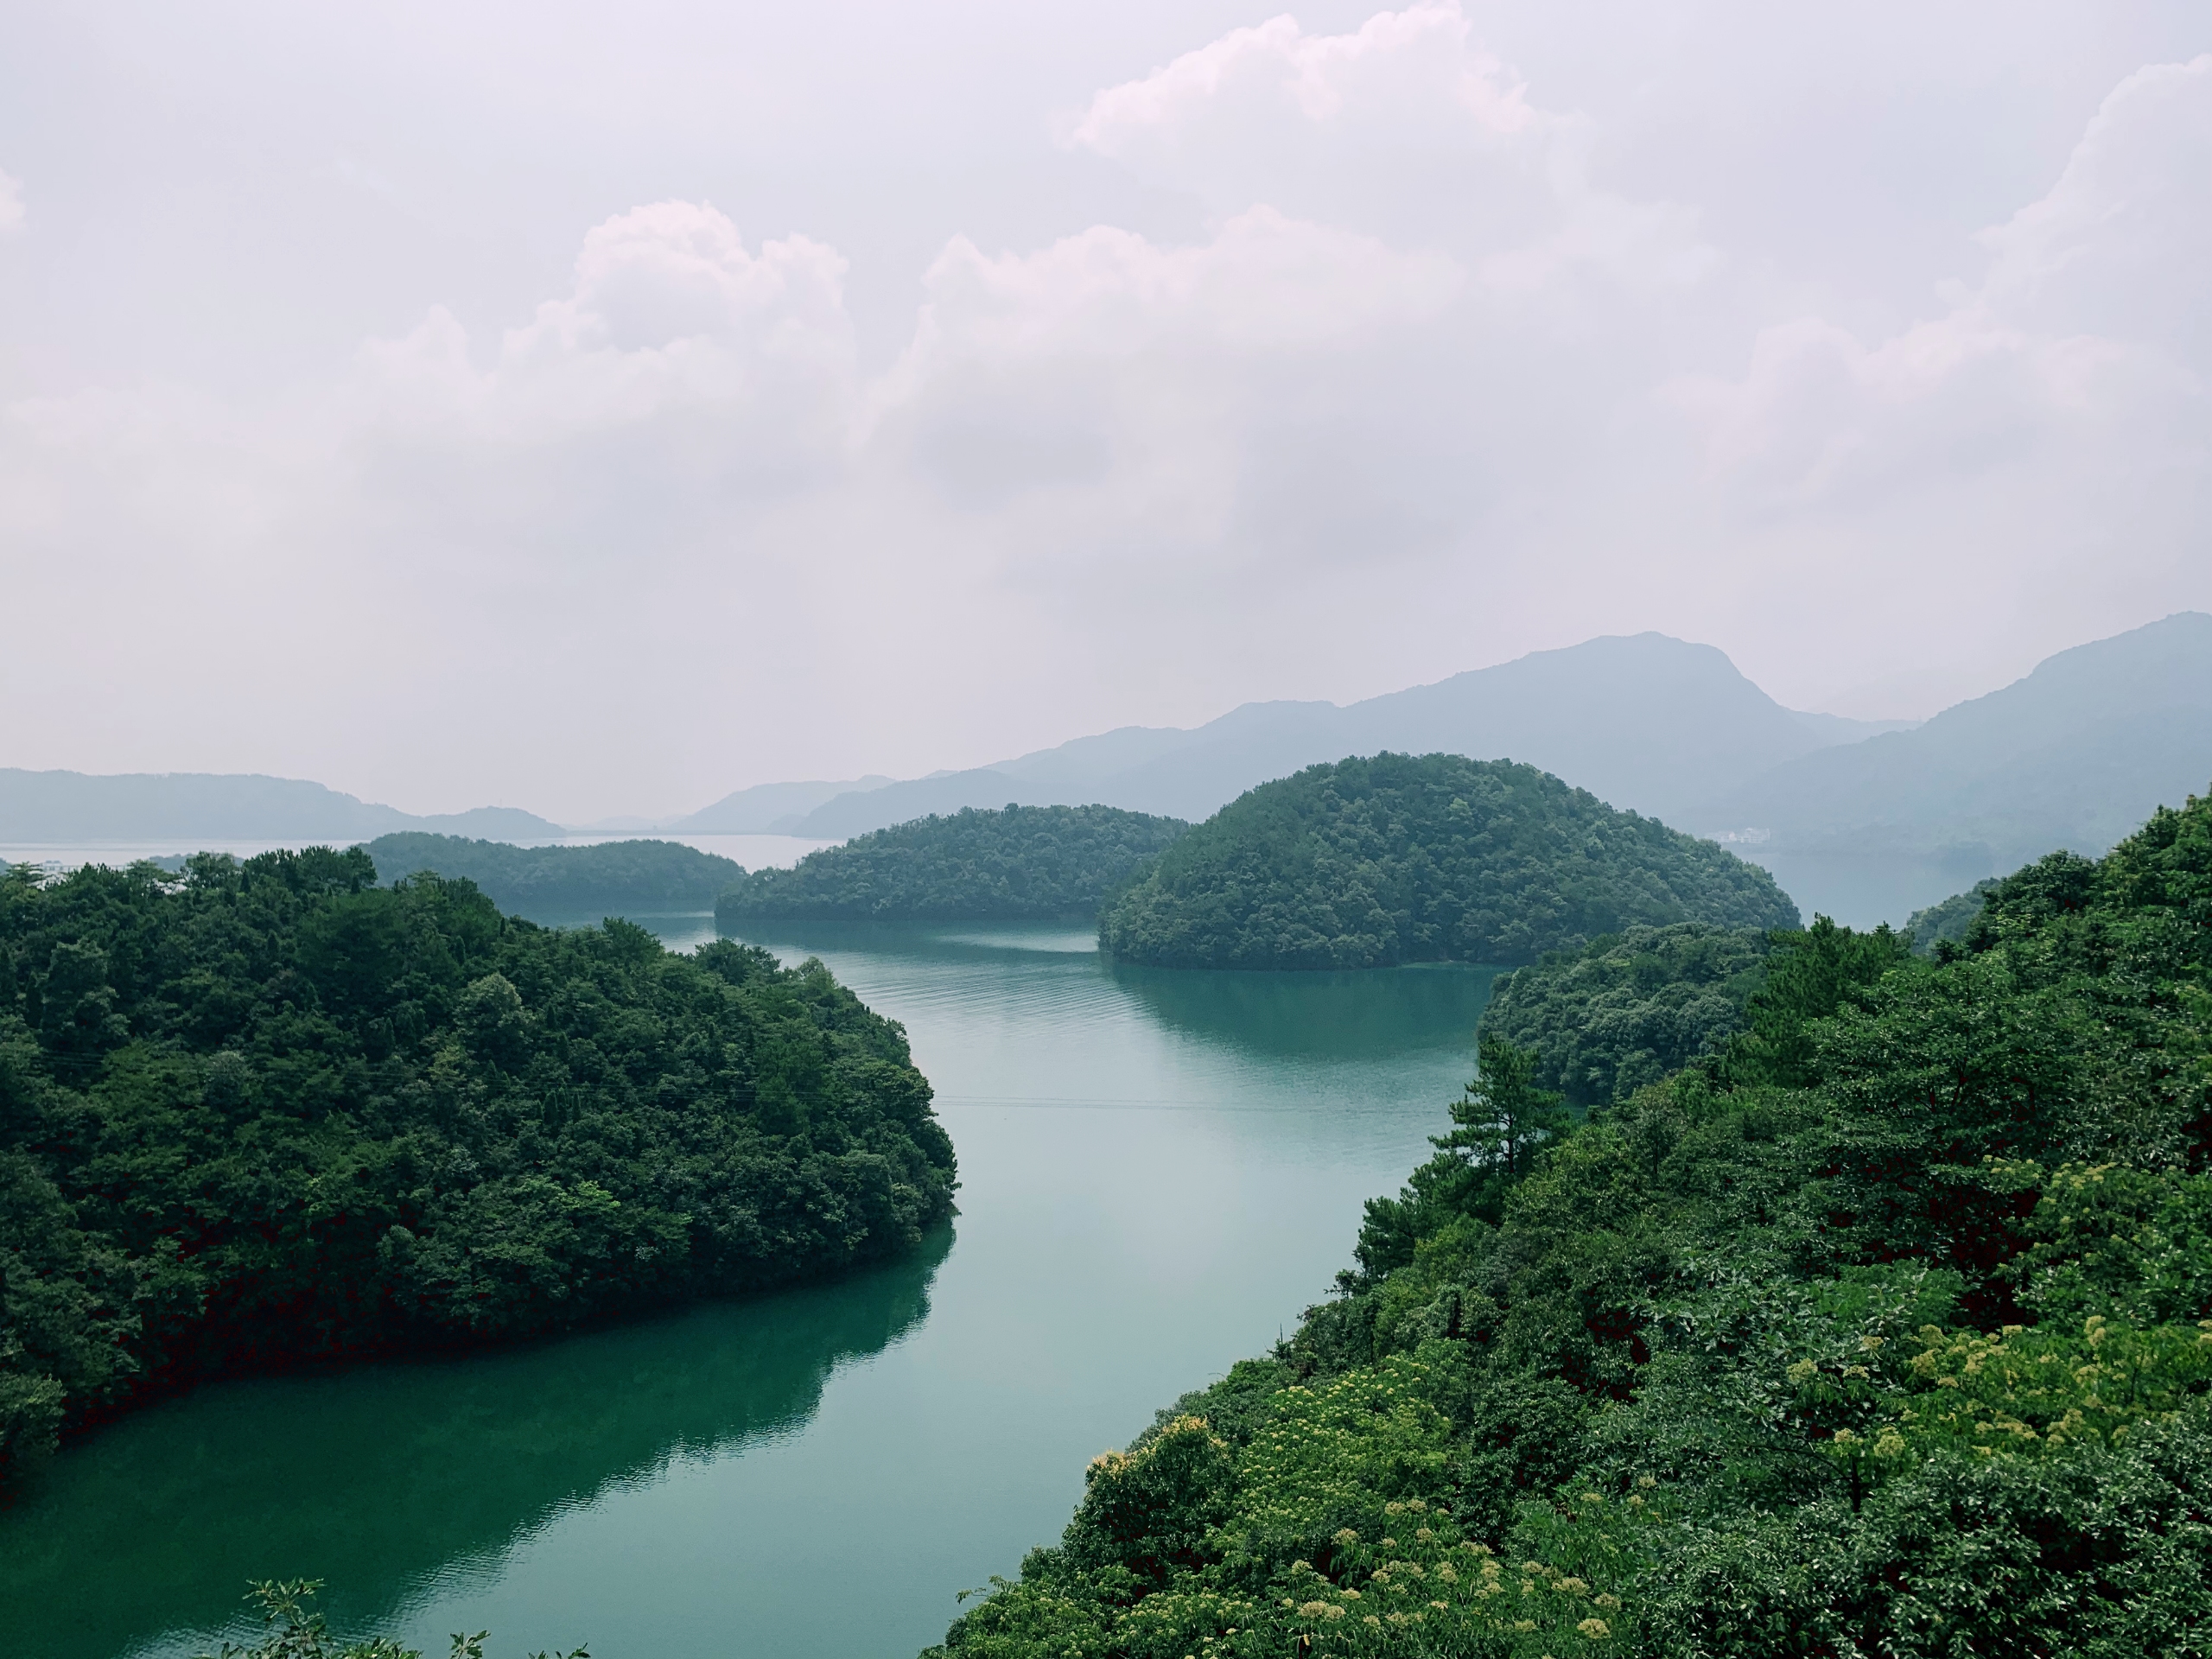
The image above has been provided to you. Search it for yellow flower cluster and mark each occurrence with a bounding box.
[1275,1497,1633,1656]
[1843,1314,2212,1462]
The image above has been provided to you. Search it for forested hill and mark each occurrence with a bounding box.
[935,788,2212,1657]
[1478,921,1776,1108]
[0,849,955,1480]
[1098,753,1799,969]
[717,804,1189,923]
[365,833,743,912]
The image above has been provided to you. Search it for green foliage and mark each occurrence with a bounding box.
[1904,877,1999,956]
[194,1580,583,1659]
[0,849,953,1479]
[1478,924,1772,1108]
[1097,753,1800,970]
[718,804,1189,923]
[1999,1160,2212,1325]
[933,788,2212,1656]
[1435,1036,1568,1179]
[363,835,742,912]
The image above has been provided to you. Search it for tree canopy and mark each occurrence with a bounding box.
[1097,753,1800,969]
[1477,922,1775,1109]
[1904,875,2000,956]
[716,804,1189,924]
[364,834,742,913]
[932,787,2212,1658]
[0,848,953,1479]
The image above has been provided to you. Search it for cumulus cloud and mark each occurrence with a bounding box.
[1674,56,2210,511]
[1981,55,2212,363]
[1,3,2206,813]
[869,207,1460,529]
[1071,5,1535,163]
[357,202,857,474]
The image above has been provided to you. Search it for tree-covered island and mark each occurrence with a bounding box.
[0,847,954,1480]
[1098,753,1800,969]
[364,833,744,914]
[933,788,2212,1656]
[717,803,1189,924]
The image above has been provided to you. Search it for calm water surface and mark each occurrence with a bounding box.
[0,918,1497,1659]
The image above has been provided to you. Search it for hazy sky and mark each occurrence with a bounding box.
[3,3,2206,822]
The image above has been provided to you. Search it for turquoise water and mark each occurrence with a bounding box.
[0,918,1497,1659]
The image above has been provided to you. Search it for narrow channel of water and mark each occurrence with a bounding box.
[0,919,1496,1659]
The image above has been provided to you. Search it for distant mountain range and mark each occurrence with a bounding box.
[8,615,2204,932]
[1701,611,2212,870]
[746,618,2207,865]
[0,770,562,845]
[666,776,896,835]
[761,632,1917,837]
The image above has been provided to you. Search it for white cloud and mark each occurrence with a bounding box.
[358,202,857,468]
[0,168,22,232]
[1,5,2207,813]
[1673,56,2209,511]
[1071,6,1535,161]
[1980,55,2212,363]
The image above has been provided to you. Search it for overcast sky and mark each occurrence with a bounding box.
[3,3,2206,822]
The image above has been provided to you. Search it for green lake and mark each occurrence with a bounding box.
[0,917,1498,1659]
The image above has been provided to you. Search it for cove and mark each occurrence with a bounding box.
[0,919,1497,1659]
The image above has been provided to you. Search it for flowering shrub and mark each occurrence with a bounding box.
[1878,1315,2212,1459]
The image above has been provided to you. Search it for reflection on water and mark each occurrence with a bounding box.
[1114,961,1502,1063]
[3,919,1490,1659]
[2,1236,948,1659]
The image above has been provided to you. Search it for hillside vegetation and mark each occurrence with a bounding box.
[717,804,1188,924]
[935,789,2212,1658]
[0,849,954,1479]
[1098,754,1799,970]
[366,833,742,912]
[1478,923,1774,1109]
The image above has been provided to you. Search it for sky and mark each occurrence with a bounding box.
[2,2,2206,823]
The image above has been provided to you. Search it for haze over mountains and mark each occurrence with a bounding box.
[1702,611,2212,870]
[760,633,1916,839]
[5,615,2205,929]
[0,771,561,845]
[741,616,2208,862]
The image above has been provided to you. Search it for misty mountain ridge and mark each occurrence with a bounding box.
[778,632,1919,837]
[670,775,899,834]
[1700,610,2212,870]
[0,769,562,844]
[7,617,2201,899]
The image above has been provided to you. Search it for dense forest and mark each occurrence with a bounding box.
[716,804,1189,924]
[364,834,742,913]
[1098,754,1799,969]
[1477,923,1774,1109]
[0,849,954,1480]
[933,791,2212,1656]
[1904,876,1999,957]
